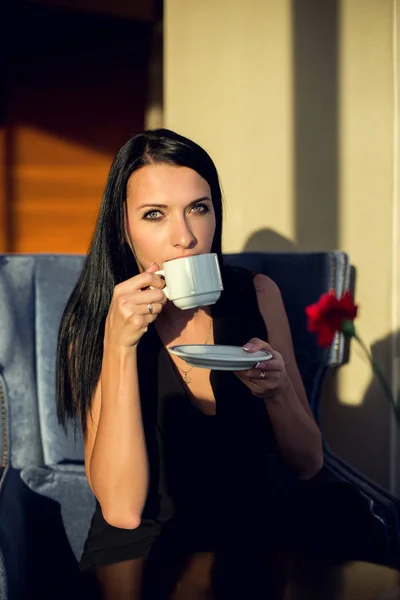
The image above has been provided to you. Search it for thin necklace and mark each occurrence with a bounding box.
[171,317,213,385]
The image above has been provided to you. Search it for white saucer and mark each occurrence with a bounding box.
[168,344,273,371]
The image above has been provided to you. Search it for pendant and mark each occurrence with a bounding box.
[183,372,191,384]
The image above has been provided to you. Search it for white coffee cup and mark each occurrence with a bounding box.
[156,253,223,310]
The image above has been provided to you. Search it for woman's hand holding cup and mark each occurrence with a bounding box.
[104,262,167,349]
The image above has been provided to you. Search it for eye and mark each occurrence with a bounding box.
[143,209,163,221]
[191,202,210,214]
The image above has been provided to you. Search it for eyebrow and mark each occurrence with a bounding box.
[137,196,211,210]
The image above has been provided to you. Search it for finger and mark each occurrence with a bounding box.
[236,363,280,379]
[142,312,161,326]
[127,307,162,329]
[144,263,166,289]
[242,338,273,353]
[254,358,280,370]
[145,262,160,273]
[236,358,279,376]
[135,301,164,316]
[235,369,261,380]
[238,369,267,380]
[141,272,166,290]
[116,271,165,294]
[134,288,167,306]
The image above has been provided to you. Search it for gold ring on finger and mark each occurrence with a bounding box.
[258,371,266,380]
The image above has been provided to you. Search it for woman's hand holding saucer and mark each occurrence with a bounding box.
[234,338,288,399]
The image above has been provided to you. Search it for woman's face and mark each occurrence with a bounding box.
[125,164,216,271]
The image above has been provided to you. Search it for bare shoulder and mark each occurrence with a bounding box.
[253,273,283,306]
[253,272,311,411]
[252,273,290,344]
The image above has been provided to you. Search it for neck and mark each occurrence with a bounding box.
[162,301,210,323]
[157,302,211,339]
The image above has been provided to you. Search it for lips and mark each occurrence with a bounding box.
[166,254,198,261]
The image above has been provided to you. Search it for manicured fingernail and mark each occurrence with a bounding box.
[255,362,268,369]
[242,343,254,351]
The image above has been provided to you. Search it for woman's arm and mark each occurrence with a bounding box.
[85,345,149,530]
[238,274,323,479]
[82,265,167,529]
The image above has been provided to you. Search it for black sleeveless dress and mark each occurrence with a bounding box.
[79,266,297,572]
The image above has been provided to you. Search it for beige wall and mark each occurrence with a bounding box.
[165,0,400,492]
[165,0,295,251]
[335,0,399,490]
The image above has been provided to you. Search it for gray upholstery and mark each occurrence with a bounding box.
[0,254,86,469]
[20,465,96,561]
[35,257,87,465]
[0,251,399,600]
[0,255,43,468]
[0,255,93,599]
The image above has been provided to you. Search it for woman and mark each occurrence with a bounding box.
[56,129,323,599]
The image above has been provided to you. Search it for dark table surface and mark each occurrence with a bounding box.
[151,553,400,600]
[281,555,400,600]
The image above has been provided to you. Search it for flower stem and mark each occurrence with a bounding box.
[354,334,400,424]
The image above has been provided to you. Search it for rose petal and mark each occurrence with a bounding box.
[317,325,336,347]
[306,290,358,348]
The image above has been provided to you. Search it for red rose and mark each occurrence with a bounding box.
[305,291,399,423]
[305,290,358,348]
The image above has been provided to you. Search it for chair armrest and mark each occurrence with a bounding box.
[325,450,400,503]
[0,467,30,600]
[324,451,400,568]
[0,466,91,599]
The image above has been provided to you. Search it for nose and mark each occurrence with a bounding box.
[170,215,197,250]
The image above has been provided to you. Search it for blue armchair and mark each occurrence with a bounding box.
[0,252,399,599]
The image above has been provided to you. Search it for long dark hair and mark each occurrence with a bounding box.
[56,128,223,435]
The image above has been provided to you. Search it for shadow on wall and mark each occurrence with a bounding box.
[243,229,298,253]
[241,230,396,491]
[291,0,339,252]
[321,330,400,491]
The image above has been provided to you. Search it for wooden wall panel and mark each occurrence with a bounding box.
[28,0,157,22]
[0,129,6,252]
[3,2,152,253]
[13,128,110,253]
